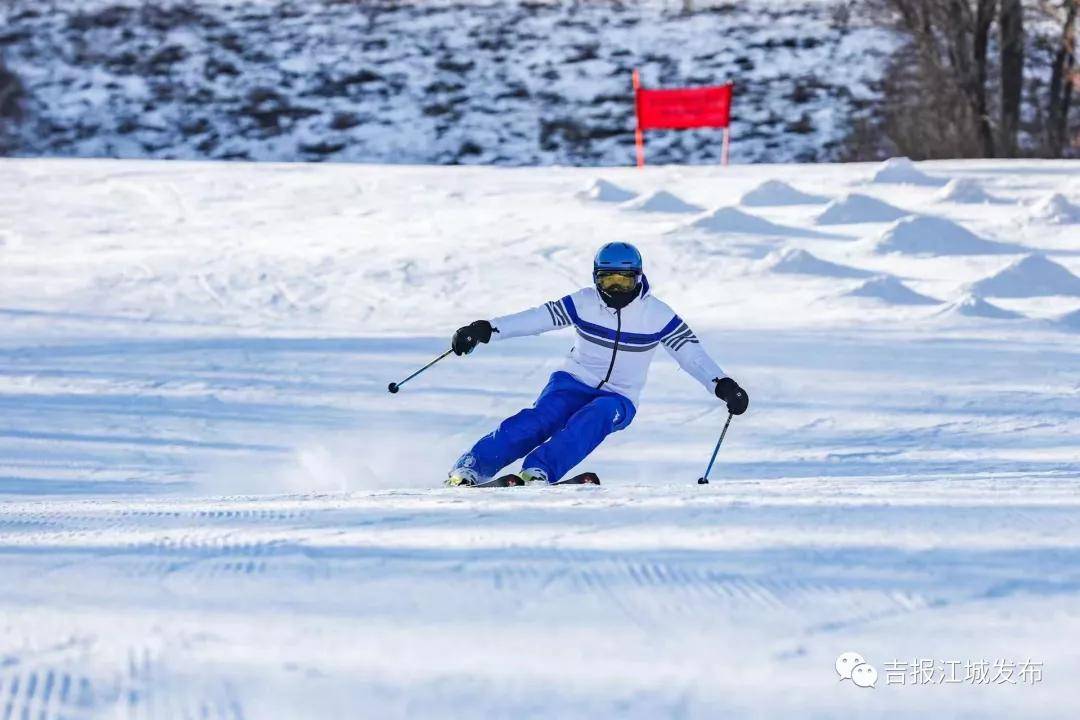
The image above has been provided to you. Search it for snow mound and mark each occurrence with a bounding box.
[938,293,1022,320]
[686,206,827,237]
[579,179,636,203]
[868,215,1016,255]
[761,247,874,278]
[869,157,947,187]
[843,275,941,305]
[934,178,1000,204]
[621,190,703,214]
[1029,193,1080,224]
[967,254,1080,297]
[815,193,909,225]
[1058,308,1080,331]
[739,180,828,207]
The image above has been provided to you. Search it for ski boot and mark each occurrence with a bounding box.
[519,468,549,484]
[445,467,480,487]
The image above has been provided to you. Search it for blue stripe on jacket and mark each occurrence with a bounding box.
[562,295,683,346]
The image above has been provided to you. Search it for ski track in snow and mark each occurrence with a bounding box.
[0,157,1078,718]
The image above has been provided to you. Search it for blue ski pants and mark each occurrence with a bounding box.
[459,371,636,483]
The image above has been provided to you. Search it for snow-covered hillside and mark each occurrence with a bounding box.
[1,0,895,164]
[0,156,1078,718]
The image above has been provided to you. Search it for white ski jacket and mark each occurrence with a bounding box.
[490,277,726,407]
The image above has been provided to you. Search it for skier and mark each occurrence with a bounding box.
[446,242,748,486]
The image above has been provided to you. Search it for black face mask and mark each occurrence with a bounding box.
[598,283,640,310]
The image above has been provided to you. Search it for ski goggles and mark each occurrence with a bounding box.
[595,270,640,292]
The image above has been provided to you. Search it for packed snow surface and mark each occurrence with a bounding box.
[968,254,1080,298]
[1,157,1078,719]
[843,275,941,305]
[815,192,910,225]
[869,215,1018,256]
[739,180,829,207]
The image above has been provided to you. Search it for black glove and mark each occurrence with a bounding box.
[714,377,749,415]
[451,320,494,356]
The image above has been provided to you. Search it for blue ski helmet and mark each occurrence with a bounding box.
[593,242,643,275]
[593,242,643,309]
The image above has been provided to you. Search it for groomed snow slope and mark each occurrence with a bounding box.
[0,157,1078,719]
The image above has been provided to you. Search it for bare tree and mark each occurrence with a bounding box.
[999,0,1024,154]
[1045,0,1078,155]
[883,0,999,156]
[974,0,998,155]
[0,55,26,155]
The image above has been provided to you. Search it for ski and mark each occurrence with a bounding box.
[554,472,601,485]
[466,472,600,487]
[471,474,526,488]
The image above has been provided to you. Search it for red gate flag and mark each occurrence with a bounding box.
[635,84,733,130]
[632,69,734,167]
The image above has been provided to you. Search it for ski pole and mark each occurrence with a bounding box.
[697,412,734,485]
[387,348,453,394]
